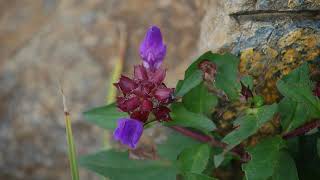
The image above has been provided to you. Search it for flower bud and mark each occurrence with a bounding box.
[139,26,166,71]
[198,60,217,82]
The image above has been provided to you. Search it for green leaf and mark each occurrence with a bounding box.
[79,150,177,180]
[183,173,217,180]
[241,75,254,89]
[83,103,127,129]
[166,102,216,132]
[184,51,220,78]
[182,82,218,116]
[175,70,203,97]
[183,51,241,101]
[212,53,241,101]
[277,63,320,117]
[272,151,299,180]
[279,97,310,132]
[157,129,200,161]
[176,80,184,94]
[213,154,224,168]
[223,115,257,151]
[222,104,278,151]
[177,144,210,174]
[242,137,286,180]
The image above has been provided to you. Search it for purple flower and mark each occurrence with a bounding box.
[113,118,143,149]
[139,26,167,71]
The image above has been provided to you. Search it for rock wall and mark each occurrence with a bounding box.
[199,0,320,103]
[0,0,207,179]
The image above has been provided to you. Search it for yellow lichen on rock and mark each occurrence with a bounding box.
[278,29,303,48]
[283,49,299,64]
[239,28,320,104]
[239,48,263,77]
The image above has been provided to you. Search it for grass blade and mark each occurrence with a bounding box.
[60,86,80,180]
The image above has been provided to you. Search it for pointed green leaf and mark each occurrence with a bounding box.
[166,102,216,132]
[279,97,310,132]
[277,63,320,116]
[213,154,224,168]
[241,75,254,89]
[83,103,127,129]
[175,70,203,97]
[183,82,218,116]
[79,150,177,180]
[177,144,210,174]
[157,129,200,161]
[242,137,286,180]
[222,104,278,151]
[222,115,257,151]
[183,51,241,101]
[272,151,299,180]
[213,53,241,101]
[184,51,220,78]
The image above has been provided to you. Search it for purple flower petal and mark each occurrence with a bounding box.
[139,26,166,71]
[113,118,143,149]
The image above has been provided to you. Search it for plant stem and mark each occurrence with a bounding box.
[170,126,248,161]
[171,120,320,162]
[171,126,225,148]
[282,119,320,139]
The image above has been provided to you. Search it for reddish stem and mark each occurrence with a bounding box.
[171,126,226,148]
[170,126,249,161]
[282,119,320,139]
[170,119,320,163]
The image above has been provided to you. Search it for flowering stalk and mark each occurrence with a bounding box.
[113,25,174,149]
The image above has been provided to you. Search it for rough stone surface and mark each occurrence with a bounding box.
[0,0,207,179]
[199,0,320,104]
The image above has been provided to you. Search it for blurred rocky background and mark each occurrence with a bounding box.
[0,0,208,179]
[1,0,319,179]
